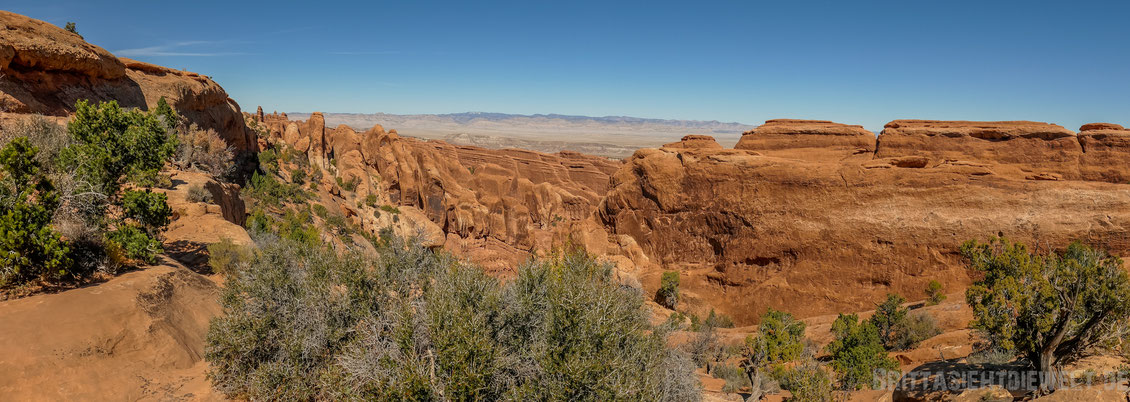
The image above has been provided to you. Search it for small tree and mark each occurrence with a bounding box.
[64,22,79,36]
[870,294,907,349]
[962,238,1130,393]
[0,138,71,285]
[656,270,680,309]
[925,280,945,306]
[742,309,806,400]
[825,313,898,390]
[121,189,172,233]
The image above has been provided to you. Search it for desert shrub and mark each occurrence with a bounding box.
[335,175,359,192]
[825,313,898,390]
[312,203,328,218]
[870,294,907,349]
[776,360,833,402]
[379,204,400,214]
[186,184,212,203]
[714,363,751,394]
[691,308,735,331]
[106,224,162,264]
[244,171,306,207]
[364,194,377,207]
[176,125,234,177]
[288,167,305,185]
[121,189,172,233]
[205,238,250,275]
[925,280,945,305]
[257,148,279,175]
[0,115,71,168]
[64,22,78,35]
[741,309,808,400]
[656,270,680,309]
[60,100,178,194]
[206,237,701,401]
[0,137,72,285]
[965,347,1015,365]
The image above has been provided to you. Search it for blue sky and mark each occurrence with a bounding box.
[8,0,1129,132]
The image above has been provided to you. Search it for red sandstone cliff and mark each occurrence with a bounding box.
[0,11,256,151]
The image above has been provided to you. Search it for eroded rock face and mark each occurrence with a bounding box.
[735,119,875,160]
[875,120,1081,178]
[260,112,622,272]
[599,144,1130,323]
[662,134,723,150]
[0,11,255,151]
[1079,123,1130,183]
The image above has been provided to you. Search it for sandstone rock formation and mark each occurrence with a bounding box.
[259,111,622,272]
[875,120,1082,179]
[600,119,1130,323]
[0,11,255,151]
[735,119,875,160]
[1079,122,1130,183]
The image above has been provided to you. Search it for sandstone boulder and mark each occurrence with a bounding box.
[735,119,875,160]
[1079,122,1130,183]
[662,134,723,150]
[876,120,1080,177]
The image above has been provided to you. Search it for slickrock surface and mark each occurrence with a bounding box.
[735,119,875,160]
[0,263,222,401]
[0,11,256,151]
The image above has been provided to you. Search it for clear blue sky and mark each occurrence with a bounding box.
[8,0,1129,132]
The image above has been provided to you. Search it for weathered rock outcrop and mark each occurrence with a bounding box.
[1079,123,1130,183]
[0,11,255,151]
[260,111,622,272]
[875,120,1082,179]
[600,121,1130,322]
[735,119,875,160]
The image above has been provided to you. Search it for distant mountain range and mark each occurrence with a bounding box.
[287,112,756,158]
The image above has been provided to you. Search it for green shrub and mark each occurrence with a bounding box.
[206,237,701,401]
[741,309,808,400]
[379,204,400,214]
[0,137,72,285]
[289,168,306,185]
[962,238,1130,390]
[364,194,377,208]
[776,360,833,402]
[925,280,945,306]
[122,189,172,233]
[244,171,306,207]
[869,293,940,351]
[656,270,680,309]
[336,175,359,192]
[206,238,250,275]
[825,313,898,390]
[713,363,750,394]
[64,22,79,35]
[312,204,328,218]
[60,100,178,194]
[106,224,162,264]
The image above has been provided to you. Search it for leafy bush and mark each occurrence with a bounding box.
[925,280,945,305]
[60,100,178,194]
[205,238,249,275]
[0,137,72,285]
[336,175,359,192]
[868,293,940,351]
[656,270,680,309]
[775,360,833,402]
[106,224,162,264]
[121,189,172,233]
[244,171,306,207]
[364,194,377,208]
[186,184,212,203]
[825,313,898,390]
[742,309,808,400]
[206,237,701,401]
[288,167,306,185]
[713,363,750,394]
[379,204,400,214]
[312,203,328,218]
